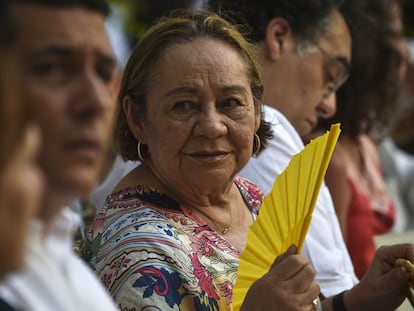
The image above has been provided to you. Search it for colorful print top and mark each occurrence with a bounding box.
[83,176,263,311]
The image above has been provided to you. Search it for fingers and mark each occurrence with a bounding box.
[241,249,320,311]
[267,250,318,300]
[372,244,414,285]
[356,244,414,311]
[270,246,314,285]
[375,244,414,269]
[395,258,414,284]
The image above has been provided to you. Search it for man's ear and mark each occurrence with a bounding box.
[264,17,292,61]
[123,95,146,143]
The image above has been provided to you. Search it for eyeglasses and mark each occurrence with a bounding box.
[314,43,350,95]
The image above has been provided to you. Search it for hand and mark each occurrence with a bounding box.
[347,243,414,311]
[240,245,320,311]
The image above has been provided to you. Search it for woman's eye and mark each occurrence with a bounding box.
[219,98,251,119]
[172,101,195,112]
[220,98,242,110]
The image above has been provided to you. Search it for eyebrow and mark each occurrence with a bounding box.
[221,85,250,96]
[28,45,115,66]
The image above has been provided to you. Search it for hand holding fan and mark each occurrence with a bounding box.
[232,123,341,310]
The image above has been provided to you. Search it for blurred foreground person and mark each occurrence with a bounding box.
[0,0,42,282]
[0,2,44,310]
[0,1,119,310]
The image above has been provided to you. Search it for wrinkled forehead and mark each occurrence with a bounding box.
[149,38,251,89]
[11,4,113,58]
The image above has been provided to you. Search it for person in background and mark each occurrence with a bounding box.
[208,0,357,298]
[315,0,409,279]
[0,1,119,310]
[84,10,321,311]
[390,0,414,155]
[379,57,414,233]
[208,0,414,310]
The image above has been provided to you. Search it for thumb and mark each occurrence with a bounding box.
[272,244,297,268]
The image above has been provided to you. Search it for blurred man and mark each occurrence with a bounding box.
[0,1,119,310]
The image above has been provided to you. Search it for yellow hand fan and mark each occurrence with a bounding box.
[232,123,341,310]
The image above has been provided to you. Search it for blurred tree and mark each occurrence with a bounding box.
[109,0,194,46]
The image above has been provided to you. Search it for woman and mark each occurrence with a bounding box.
[84,10,320,310]
[0,1,43,282]
[316,0,409,279]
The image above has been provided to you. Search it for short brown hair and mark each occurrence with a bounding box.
[114,10,272,161]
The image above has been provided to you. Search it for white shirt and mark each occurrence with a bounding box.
[240,105,358,297]
[379,136,414,232]
[90,156,140,212]
[0,207,118,311]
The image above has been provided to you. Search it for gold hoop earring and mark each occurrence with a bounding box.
[252,133,261,157]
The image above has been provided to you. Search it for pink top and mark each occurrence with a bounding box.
[339,135,395,278]
[346,178,395,278]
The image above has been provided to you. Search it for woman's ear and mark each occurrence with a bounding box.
[264,17,292,61]
[123,95,146,143]
[254,100,262,133]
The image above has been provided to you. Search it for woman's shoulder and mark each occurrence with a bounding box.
[359,134,380,161]
[103,184,180,213]
[88,186,182,250]
[330,137,353,166]
[234,176,264,213]
[84,188,188,271]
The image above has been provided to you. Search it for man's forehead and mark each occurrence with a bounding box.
[12,4,112,55]
[316,11,352,62]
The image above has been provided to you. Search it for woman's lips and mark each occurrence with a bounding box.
[187,151,228,163]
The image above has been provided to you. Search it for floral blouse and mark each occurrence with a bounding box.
[83,176,263,311]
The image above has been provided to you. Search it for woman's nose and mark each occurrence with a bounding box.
[193,109,228,139]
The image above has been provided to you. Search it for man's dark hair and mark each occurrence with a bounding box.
[207,0,344,43]
[0,1,15,46]
[12,0,110,17]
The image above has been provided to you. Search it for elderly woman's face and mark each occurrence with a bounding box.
[134,38,260,193]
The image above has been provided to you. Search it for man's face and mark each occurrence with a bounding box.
[12,4,117,203]
[267,10,351,136]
